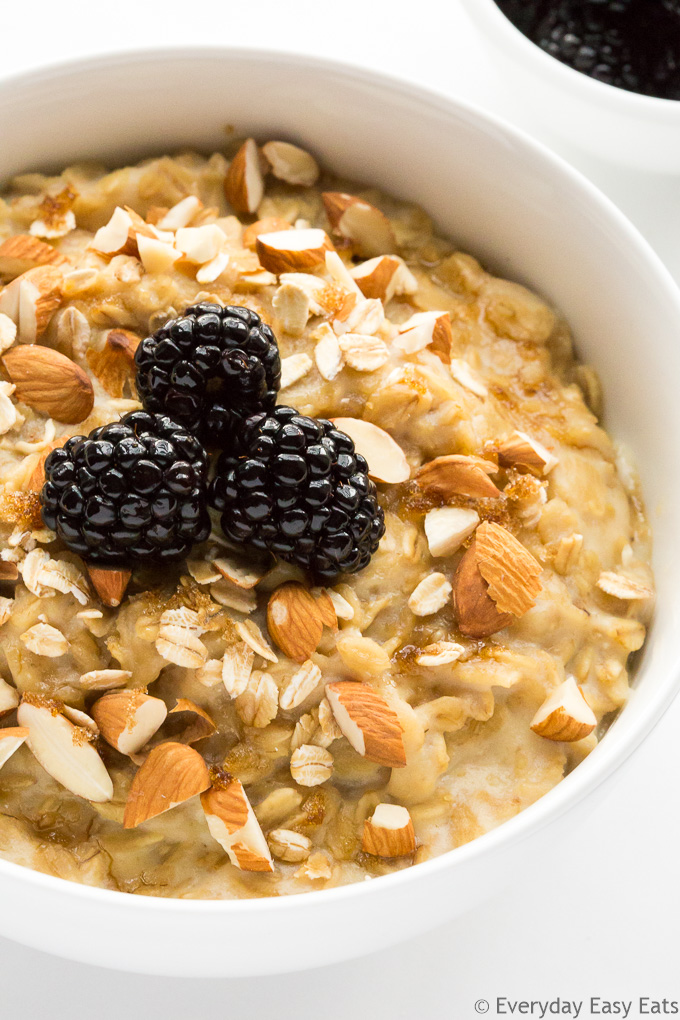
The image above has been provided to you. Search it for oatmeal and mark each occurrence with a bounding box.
[0,138,653,898]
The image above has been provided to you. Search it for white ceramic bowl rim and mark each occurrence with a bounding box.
[0,44,678,918]
[465,0,680,116]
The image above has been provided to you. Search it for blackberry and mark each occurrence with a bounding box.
[209,406,385,583]
[40,411,211,566]
[135,303,281,448]
[534,1,640,89]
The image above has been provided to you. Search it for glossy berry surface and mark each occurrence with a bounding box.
[210,406,386,583]
[495,0,680,99]
[135,303,281,448]
[40,411,211,566]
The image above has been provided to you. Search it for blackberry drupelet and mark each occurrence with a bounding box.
[40,411,211,566]
[534,1,640,89]
[210,406,385,583]
[135,303,281,448]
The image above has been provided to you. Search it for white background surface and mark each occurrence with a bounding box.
[2,1,679,1016]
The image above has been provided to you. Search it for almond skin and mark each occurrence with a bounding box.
[452,537,513,639]
[322,193,396,257]
[201,774,274,872]
[86,566,131,607]
[224,138,264,215]
[415,455,501,500]
[0,234,69,279]
[3,345,94,424]
[86,328,140,398]
[325,681,406,768]
[92,690,168,756]
[267,582,325,663]
[123,742,210,828]
[362,804,416,857]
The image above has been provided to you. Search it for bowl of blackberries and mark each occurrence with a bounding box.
[461,0,680,171]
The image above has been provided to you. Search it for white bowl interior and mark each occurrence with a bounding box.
[0,49,678,976]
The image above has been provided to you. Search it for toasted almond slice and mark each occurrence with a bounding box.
[325,681,406,768]
[497,430,558,476]
[415,641,465,666]
[424,507,479,557]
[0,727,29,769]
[395,311,452,364]
[362,803,415,857]
[280,352,314,388]
[168,698,217,744]
[0,678,20,717]
[262,140,320,186]
[3,344,93,424]
[156,196,204,231]
[211,553,265,590]
[90,206,152,258]
[15,265,64,343]
[123,742,210,828]
[267,827,311,863]
[323,589,353,622]
[322,193,396,257]
[452,536,513,639]
[330,417,410,484]
[18,699,113,802]
[280,660,323,712]
[530,677,597,742]
[267,582,326,664]
[290,744,334,786]
[21,622,68,657]
[338,333,390,372]
[61,705,99,736]
[93,690,168,756]
[196,250,231,284]
[79,669,132,691]
[136,234,182,273]
[256,229,332,275]
[224,139,264,215]
[175,225,226,264]
[201,774,273,872]
[408,573,453,616]
[596,571,654,601]
[313,322,344,381]
[86,566,131,607]
[272,283,312,337]
[416,454,501,500]
[350,255,417,301]
[450,358,488,398]
[0,235,69,279]
[222,641,255,698]
[232,619,276,663]
[475,521,542,616]
[242,217,291,251]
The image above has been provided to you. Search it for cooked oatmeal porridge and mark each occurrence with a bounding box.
[0,138,653,898]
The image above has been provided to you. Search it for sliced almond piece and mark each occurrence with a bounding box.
[79,669,132,691]
[338,333,390,372]
[450,358,488,398]
[280,660,323,712]
[156,196,204,231]
[262,140,319,186]
[175,225,226,265]
[325,681,406,768]
[90,206,155,259]
[92,690,168,756]
[530,677,597,742]
[256,228,332,275]
[415,641,465,666]
[273,283,313,337]
[497,430,558,476]
[395,311,452,364]
[87,328,140,398]
[314,588,338,630]
[0,727,29,769]
[475,521,542,616]
[242,217,291,251]
[290,744,334,786]
[267,582,325,663]
[408,573,453,616]
[280,352,313,389]
[597,571,654,601]
[224,139,264,215]
[18,698,113,803]
[350,255,417,301]
[330,417,410,484]
[168,698,217,744]
[452,536,513,639]
[362,803,415,857]
[322,192,396,257]
[21,622,68,657]
[0,235,69,279]
[61,705,99,736]
[416,455,501,500]
[123,742,210,828]
[14,265,64,343]
[201,774,273,872]
[424,506,479,557]
[313,322,344,381]
[3,345,93,424]
[0,678,20,717]
[136,234,182,273]
[86,566,131,607]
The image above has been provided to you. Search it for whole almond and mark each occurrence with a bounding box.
[267,582,326,663]
[452,537,513,639]
[3,345,94,424]
[475,521,542,616]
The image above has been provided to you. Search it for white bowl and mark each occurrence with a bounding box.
[0,47,679,978]
[460,0,680,173]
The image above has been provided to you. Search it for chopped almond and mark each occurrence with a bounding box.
[330,417,410,484]
[242,217,291,251]
[325,681,406,768]
[362,803,415,857]
[424,507,479,557]
[395,311,453,363]
[475,521,542,616]
[452,536,512,639]
[201,775,273,872]
[0,727,29,770]
[530,677,597,742]
[350,255,417,301]
[155,195,204,231]
[123,742,210,828]
[224,138,264,215]
[256,228,332,274]
[86,328,140,398]
[92,690,168,756]
[416,455,500,500]
[0,234,69,279]
[322,192,396,257]
[261,140,320,186]
[497,430,558,476]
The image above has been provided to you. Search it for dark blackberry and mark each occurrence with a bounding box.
[40,411,211,566]
[135,303,281,449]
[662,0,680,16]
[209,406,385,583]
[534,1,640,89]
